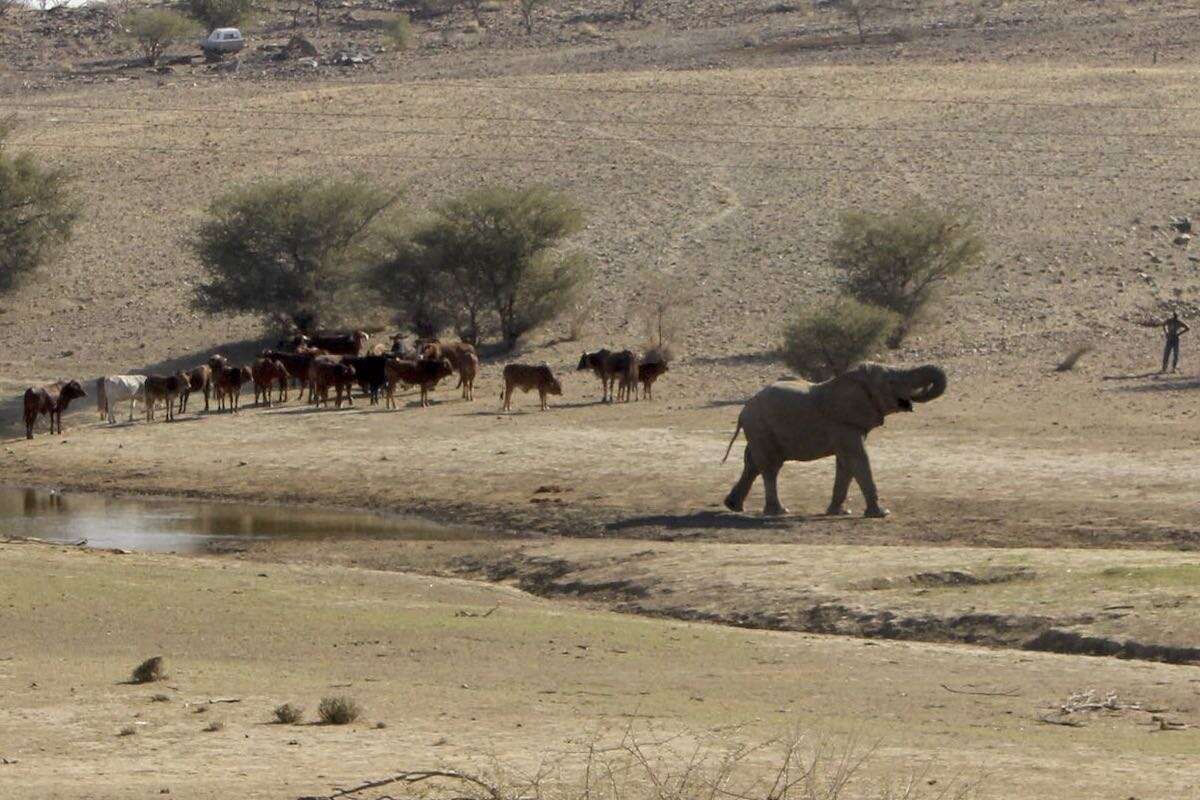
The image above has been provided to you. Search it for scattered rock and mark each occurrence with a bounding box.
[331,49,373,66]
[1174,233,1191,246]
[1170,216,1192,233]
[286,35,319,58]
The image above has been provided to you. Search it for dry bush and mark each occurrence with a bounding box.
[318,695,362,725]
[564,297,593,342]
[150,693,171,703]
[631,272,692,361]
[118,725,137,737]
[310,728,979,800]
[1055,344,1094,372]
[782,297,898,381]
[274,703,305,725]
[203,720,225,732]
[0,0,14,18]
[131,656,165,684]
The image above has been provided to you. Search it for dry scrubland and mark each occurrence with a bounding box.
[3,0,1200,797]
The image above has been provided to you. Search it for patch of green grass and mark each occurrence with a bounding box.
[1096,564,1200,588]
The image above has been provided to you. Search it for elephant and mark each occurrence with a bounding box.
[721,363,946,518]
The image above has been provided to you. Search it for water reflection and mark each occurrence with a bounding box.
[0,486,482,553]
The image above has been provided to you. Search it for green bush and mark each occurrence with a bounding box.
[0,119,78,295]
[398,185,590,349]
[832,200,983,345]
[317,695,361,725]
[126,9,198,66]
[185,0,252,29]
[781,297,898,381]
[383,13,414,49]
[192,176,398,332]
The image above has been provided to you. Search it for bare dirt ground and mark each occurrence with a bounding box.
[3,0,1200,796]
[4,542,1200,800]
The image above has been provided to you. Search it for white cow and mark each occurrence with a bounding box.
[98,374,147,424]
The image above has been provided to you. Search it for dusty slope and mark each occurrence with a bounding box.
[4,542,1200,800]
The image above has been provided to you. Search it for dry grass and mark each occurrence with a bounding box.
[117,725,137,737]
[130,656,165,684]
[318,695,362,725]
[202,720,225,732]
[312,729,979,800]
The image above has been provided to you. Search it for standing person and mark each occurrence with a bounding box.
[1161,312,1190,373]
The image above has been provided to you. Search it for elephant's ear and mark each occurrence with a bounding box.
[820,366,886,431]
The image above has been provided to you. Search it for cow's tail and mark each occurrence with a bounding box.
[721,419,743,463]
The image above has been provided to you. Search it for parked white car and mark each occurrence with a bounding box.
[200,28,246,60]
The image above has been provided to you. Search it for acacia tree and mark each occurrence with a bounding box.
[368,236,455,340]
[192,177,398,332]
[126,9,198,66]
[0,119,79,296]
[406,185,590,349]
[832,200,983,345]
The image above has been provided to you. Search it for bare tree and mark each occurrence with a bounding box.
[832,0,884,43]
[630,272,693,362]
[518,0,547,34]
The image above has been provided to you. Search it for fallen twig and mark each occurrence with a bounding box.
[1,536,86,547]
[299,769,507,800]
[940,684,1020,697]
[1037,714,1085,728]
[207,698,242,704]
[455,605,500,619]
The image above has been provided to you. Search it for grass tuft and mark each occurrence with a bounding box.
[317,695,361,725]
[274,703,305,725]
[131,656,165,684]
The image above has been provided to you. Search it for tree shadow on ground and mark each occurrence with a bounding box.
[686,350,780,369]
[1117,375,1200,393]
[605,510,856,534]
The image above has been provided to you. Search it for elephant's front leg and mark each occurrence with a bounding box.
[842,439,888,518]
[723,445,760,512]
[825,456,853,516]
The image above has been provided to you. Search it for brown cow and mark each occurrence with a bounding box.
[420,340,477,388]
[251,358,290,407]
[261,348,327,402]
[501,363,562,412]
[309,356,356,409]
[213,364,252,413]
[577,349,638,403]
[634,360,668,400]
[23,380,87,439]
[179,365,213,414]
[145,373,189,422]
[383,358,453,409]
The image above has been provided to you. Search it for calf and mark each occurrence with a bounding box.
[341,355,390,405]
[213,364,252,413]
[458,351,479,401]
[383,358,453,409]
[290,330,369,356]
[635,360,669,401]
[144,373,189,422]
[309,357,356,409]
[23,380,87,439]
[501,363,562,412]
[577,349,638,403]
[99,374,147,424]
[251,358,290,407]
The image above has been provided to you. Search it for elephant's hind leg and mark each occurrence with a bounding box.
[723,445,759,512]
[825,456,853,516]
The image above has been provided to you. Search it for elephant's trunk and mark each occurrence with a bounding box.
[906,365,947,403]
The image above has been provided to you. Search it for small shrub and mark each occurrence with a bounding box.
[125,9,198,66]
[374,721,388,729]
[203,720,225,732]
[273,703,305,725]
[193,705,209,714]
[832,200,983,346]
[781,297,898,381]
[150,693,171,703]
[118,725,137,737]
[383,13,413,49]
[186,0,252,28]
[317,695,361,725]
[131,656,165,684]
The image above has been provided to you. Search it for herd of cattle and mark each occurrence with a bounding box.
[20,331,671,439]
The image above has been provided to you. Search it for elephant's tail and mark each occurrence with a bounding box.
[721,420,742,463]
